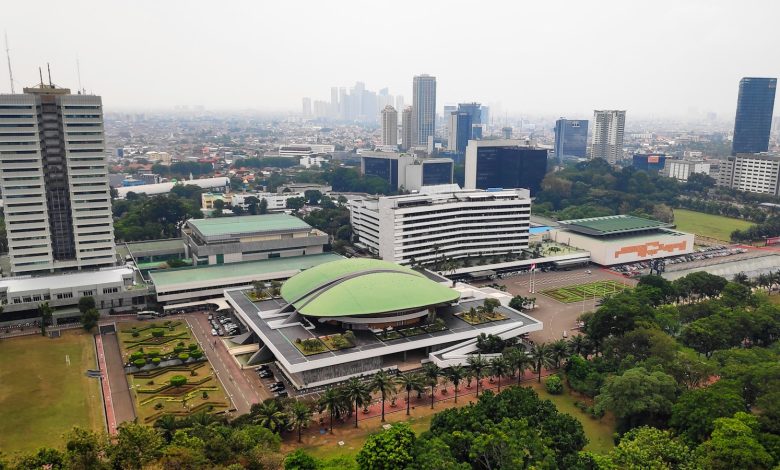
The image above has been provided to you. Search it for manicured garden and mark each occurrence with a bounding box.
[542,280,629,303]
[117,320,192,359]
[0,330,103,453]
[673,208,754,242]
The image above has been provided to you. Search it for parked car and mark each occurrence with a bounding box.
[274,391,288,398]
[211,329,218,336]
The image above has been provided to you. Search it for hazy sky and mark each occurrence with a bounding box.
[3,1,779,118]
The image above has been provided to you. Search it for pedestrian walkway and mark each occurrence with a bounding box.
[94,334,117,435]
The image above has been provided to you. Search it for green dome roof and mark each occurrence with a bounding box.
[280,258,459,317]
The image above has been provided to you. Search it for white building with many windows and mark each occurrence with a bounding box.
[349,185,531,265]
[717,153,780,196]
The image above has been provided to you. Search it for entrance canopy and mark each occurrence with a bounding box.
[163,297,232,312]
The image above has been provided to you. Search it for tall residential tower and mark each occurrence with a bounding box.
[590,110,626,163]
[0,83,115,274]
[412,74,436,146]
[381,105,398,146]
[732,77,777,155]
[401,106,413,151]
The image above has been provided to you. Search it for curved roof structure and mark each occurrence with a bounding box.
[280,258,460,317]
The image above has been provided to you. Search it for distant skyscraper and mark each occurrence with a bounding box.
[481,106,490,129]
[330,87,339,118]
[302,97,312,117]
[590,110,626,163]
[554,119,589,162]
[412,74,436,146]
[502,127,513,139]
[0,83,115,274]
[381,105,398,146]
[732,77,777,154]
[464,140,548,195]
[401,106,413,151]
[448,111,472,154]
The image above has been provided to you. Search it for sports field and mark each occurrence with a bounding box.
[542,280,629,303]
[0,330,104,454]
[673,208,754,242]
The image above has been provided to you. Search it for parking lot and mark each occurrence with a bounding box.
[610,245,751,277]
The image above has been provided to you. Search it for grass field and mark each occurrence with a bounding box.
[0,330,103,454]
[673,208,754,242]
[542,280,629,303]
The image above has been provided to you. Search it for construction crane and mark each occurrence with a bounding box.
[4,31,14,93]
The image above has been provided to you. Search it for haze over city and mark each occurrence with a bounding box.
[4,0,780,117]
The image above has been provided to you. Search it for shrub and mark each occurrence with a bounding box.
[131,331,140,338]
[202,391,209,399]
[151,329,164,338]
[295,338,302,344]
[170,375,187,387]
[173,346,185,354]
[178,353,190,362]
[190,350,203,359]
[148,351,160,358]
[133,358,146,368]
[150,323,159,328]
[130,351,145,362]
[188,343,198,351]
[545,375,563,395]
[147,380,154,385]
[177,341,185,347]
[151,357,161,365]
[154,403,163,410]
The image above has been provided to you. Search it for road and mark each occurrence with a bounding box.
[186,313,267,414]
[100,332,136,425]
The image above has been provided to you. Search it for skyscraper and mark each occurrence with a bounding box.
[464,140,548,195]
[554,118,589,162]
[0,83,115,274]
[732,77,777,154]
[412,74,436,146]
[401,106,413,151]
[302,97,312,117]
[330,87,339,118]
[448,111,472,154]
[381,105,398,146]
[590,110,626,163]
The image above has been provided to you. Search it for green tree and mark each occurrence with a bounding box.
[64,427,108,470]
[169,375,187,388]
[356,423,416,470]
[251,399,288,433]
[38,301,53,336]
[468,418,557,470]
[81,308,100,331]
[696,412,773,470]
[467,354,488,396]
[489,356,510,391]
[284,449,319,470]
[396,372,425,415]
[12,447,65,470]
[530,343,555,383]
[341,377,371,428]
[596,367,677,430]
[370,370,396,422]
[506,348,533,385]
[258,197,269,214]
[286,197,305,212]
[288,400,314,442]
[670,381,746,443]
[78,296,96,314]
[317,388,345,433]
[611,426,695,470]
[444,365,466,404]
[423,363,441,409]
[110,423,164,470]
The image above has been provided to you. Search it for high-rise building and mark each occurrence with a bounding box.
[302,97,312,117]
[401,106,413,151]
[502,127,513,139]
[554,118,589,162]
[381,105,398,146]
[330,87,339,118]
[0,83,115,274]
[395,96,404,113]
[464,140,548,195]
[732,77,777,154]
[412,74,436,145]
[448,111,472,154]
[717,153,780,195]
[590,110,626,163]
[360,152,453,191]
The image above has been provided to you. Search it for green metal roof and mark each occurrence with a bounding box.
[126,239,185,254]
[149,253,343,288]
[281,258,460,317]
[188,214,311,237]
[559,215,671,236]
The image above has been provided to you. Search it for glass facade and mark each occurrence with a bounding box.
[632,154,666,173]
[733,77,777,154]
[475,147,548,195]
[422,161,454,186]
[554,119,588,162]
[454,112,472,154]
[363,157,398,189]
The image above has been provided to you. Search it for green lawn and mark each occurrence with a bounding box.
[0,330,104,454]
[542,280,629,303]
[673,208,754,242]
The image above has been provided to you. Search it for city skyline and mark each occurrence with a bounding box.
[3,0,780,117]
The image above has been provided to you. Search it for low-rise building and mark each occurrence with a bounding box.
[717,153,780,195]
[201,192,304,212]
[360,151,454,191]
[182,214,328,265]
[662,159,711,181]
[349,185,531,265]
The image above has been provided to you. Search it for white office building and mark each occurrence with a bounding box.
[717,153,780,196]
[590,110,626,163]
[349,185,531,265]
[663,159,711,181]
[0,84,115,274]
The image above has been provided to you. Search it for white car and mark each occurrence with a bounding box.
[211,328,218,336]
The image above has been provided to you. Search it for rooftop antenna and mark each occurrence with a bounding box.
[38,67,44,87]
[4,31,14,93]
[76,57,82,94]
[47,63,53,87]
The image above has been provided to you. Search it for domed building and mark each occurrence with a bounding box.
[226,258,542,389]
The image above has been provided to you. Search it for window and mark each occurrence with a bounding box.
[102,287,119,294]
[81,290,94,297]
[57,292,74,300]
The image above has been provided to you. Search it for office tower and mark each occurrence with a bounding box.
[502,127,512,139]
[464,140,548,195]
[471,125,483,140]
[401,106,413,151]
[448,111,472,154]
[302,97,312,117]
[338,87,348,120]
[732,77,777,154]
[395,96,404,113]
[381,105,398,146]
[590,110,626,163]
[0,83,115,274]
[412,74,436,145]
[554,118,589,162]
[330,87,339,118]
[360,152,453,191]
[458,102,482,139]
[481,106,490,129]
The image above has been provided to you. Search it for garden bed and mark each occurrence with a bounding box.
[375,330,403,341]
[293,337,329,356]
[456,311,508,325]
[541,280,629,303]
[320,333,356,351]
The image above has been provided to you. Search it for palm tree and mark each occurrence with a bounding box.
[422,363,441,409]
[395,372,425,416]
[489,357,510,391]
[317,388,344,434]
[530,343,555,383]
[444,365,466,403]
[467,354,488,397]
[370,370,396,422]
[567,335,587,357]
[288,400,313,443]
[252,399,287,432]
[341,377,371,428]
[154,414,178,442]
[506,348,533,385]
[550,339,569,369]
